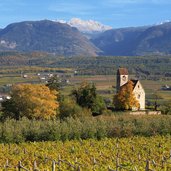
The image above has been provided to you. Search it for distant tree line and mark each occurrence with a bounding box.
[0,52,171,79]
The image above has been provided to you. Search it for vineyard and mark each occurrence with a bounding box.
[0,136,170,170]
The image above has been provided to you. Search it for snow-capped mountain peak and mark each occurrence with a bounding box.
[56,18,112,33]
[156,20,171,25]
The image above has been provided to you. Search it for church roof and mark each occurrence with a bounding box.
[117,68,128,75]
[130,79,139,89]
[120,79,139,90]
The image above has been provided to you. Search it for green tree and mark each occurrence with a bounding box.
[46,75,61,91]
[2,84,59,120]
[72,82,106,114]
[59,98,91,119]
[91,96,106,114]
[46,75,63,102]
[160,101,171,115]
[114,80,139,110]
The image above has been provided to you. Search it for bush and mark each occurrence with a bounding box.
[59,98,91,119]
[72,82,106,114]
[160,101,171,115]
[0,115,170,143]
[91,96,106,115]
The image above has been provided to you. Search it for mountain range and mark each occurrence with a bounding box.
[0,20,99,56]
[0,19,171,56]
[92,22,171,56]
[56,18,112,33]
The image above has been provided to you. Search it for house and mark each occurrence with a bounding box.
[23,74,28,78]
[161,85,171,90]
[0,94,11,102]
[116,68,145,110]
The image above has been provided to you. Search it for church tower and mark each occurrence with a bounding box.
[116,68,129,92]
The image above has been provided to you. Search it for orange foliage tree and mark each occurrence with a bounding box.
[114,80,139,110]
[2,84,59,120]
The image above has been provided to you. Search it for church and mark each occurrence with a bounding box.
[116,68,145,110]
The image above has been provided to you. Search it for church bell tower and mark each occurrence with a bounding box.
[116,68,129,92]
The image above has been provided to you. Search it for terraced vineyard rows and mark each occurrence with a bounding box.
[0,136,170,170]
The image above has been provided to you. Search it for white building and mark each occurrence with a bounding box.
[116,68,145,110]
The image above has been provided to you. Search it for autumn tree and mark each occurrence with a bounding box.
[72,82,106,114]
[114,80,139,110]
[2,84,59,120]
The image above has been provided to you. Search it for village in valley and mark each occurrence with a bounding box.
[0,66,167,115]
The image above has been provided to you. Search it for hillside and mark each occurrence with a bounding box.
[92,22,171,56]
[0,20,99,56]
[91,27,148,56]
[135,22,171,55]
[1,20,171,56]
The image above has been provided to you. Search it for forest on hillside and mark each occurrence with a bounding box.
[0,51,171,80]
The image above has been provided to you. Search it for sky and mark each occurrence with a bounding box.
[0,0,171,28]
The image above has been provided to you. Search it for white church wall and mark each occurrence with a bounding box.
[133,81,145,110]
